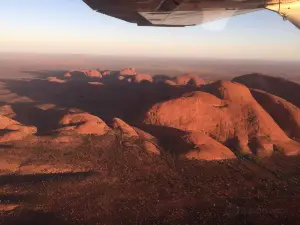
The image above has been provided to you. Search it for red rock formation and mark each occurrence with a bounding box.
[142,81,299,157]
[173,73,205,86]
[112,118,139,138]
[133,74,153,83]
[119,68,136,76]
[182,132,236,160]
[0,115,37,143]
[0,105,16,118]
[112,118,160,154]
[64,72,72,77]
[47,77,66,83]
[64,70,102,79]
[163,80,177,86]
[84,70,102,78]
[101,70,111,76]
[58,112,110,135]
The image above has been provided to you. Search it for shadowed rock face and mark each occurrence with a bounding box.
[250,89,300,141]
[152,74,172,83]
[233,73,300,107]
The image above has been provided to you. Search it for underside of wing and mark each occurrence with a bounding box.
[138,9,260,26]
[83,0,263,27]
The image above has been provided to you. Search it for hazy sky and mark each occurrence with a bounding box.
[1,0,300,61]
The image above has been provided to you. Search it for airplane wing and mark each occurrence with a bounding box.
[83,0,263,27]
[96,8,260,27]
[83,0,300,29]
[137,9,260,27]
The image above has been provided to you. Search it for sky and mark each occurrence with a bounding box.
[0,0,300,61]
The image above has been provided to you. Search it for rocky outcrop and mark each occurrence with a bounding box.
[181,132,236,160]
[64,70,102,79]
[112,118,160,154]
[112,118,139,138]
[162,80,177,86]
[119,68,136,76]
[47,77,66,83]
[0,105,16,118]
[133,74,153,83]
[84,70,102,78]
[0,115,37,143]
[173,74,205,86]
[57,112,110,135]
